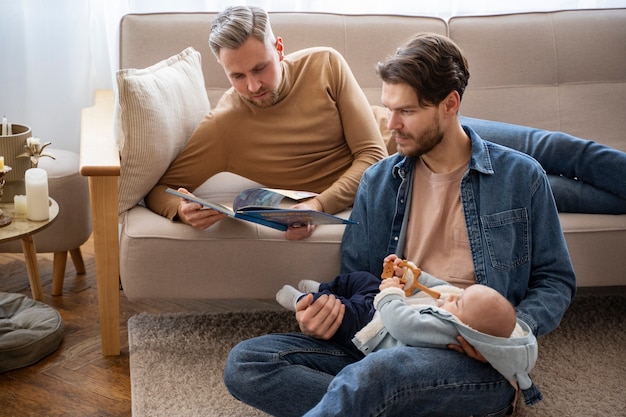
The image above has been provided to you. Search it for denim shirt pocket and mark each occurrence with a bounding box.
[481,208,530,270]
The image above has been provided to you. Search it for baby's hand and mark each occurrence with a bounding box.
[382,254,408,279]
[383,254,400,266]
[379,277,403,291]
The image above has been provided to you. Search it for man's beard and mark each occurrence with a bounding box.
[243,89,280,107]
[395,116,443,157]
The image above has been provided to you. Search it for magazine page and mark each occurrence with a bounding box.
[232,188,318,211]
[165,188,235,216]
[238,209,357,227]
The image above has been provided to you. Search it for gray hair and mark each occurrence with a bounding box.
[209,6,276,58]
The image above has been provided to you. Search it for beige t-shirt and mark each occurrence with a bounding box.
[404,158,476,288]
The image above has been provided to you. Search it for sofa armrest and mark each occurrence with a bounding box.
[80,90,119,176]
[79,89,121,356]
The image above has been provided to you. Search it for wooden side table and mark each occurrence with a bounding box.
[0,199,59,300]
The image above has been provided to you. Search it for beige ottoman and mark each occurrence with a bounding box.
[0,149,92,295]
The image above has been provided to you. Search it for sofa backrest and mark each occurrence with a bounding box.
[119,9,626,151]
[119,12,447,106]
[450,8,626,151]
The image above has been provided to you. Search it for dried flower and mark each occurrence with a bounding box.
[17,137,55,168]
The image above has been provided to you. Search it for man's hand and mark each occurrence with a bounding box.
[285,224,316,240]
[176,188,227,230]
[284,198,322,240]
[448,336,487,362]
[295,293,345,339]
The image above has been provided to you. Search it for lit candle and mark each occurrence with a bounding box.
[0,156,4,170]
[25,168,49,221]
[14,195,28,215]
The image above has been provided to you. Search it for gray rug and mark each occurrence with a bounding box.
[128,294,626,417]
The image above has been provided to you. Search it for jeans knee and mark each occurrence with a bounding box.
[223,342,247,395]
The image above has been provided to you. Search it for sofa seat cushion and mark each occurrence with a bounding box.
[559,213,626,287]
[0,292,64,373]
[118,172,353,300]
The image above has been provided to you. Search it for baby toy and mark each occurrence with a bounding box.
[381,259,441,299]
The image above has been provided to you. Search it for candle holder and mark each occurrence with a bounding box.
[0,165,12,227]
[17,137,56,168]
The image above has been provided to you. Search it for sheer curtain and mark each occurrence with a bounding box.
[0,0,623,152]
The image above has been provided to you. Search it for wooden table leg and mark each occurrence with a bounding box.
[20,235,44,301]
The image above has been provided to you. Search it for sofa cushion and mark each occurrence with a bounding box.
[116,47,211,215]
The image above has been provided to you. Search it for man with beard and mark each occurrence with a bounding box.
[144,5,388,241]
[224,33,576,416]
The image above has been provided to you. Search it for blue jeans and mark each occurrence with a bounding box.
[462,116,626,214]
[224,333,516,417]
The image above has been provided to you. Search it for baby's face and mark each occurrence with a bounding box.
[437,285,489,325]
[438,292,467,323]
[439,285,516,337]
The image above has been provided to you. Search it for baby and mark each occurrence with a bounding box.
[277,255,541,404]
[276,254,516,340]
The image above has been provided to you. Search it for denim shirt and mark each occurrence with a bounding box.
[341,126,576,337]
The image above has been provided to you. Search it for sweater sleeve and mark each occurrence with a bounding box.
[145,113,228,220]
[314,49,387,214]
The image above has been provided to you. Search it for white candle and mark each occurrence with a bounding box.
[1,116,7,136]
[25,168,49,221]
[14,195,28,215]
[0,156,4,170]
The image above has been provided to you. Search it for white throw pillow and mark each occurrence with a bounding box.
[116,47,211,215]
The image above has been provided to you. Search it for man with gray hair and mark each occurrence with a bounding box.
[145,6,388,240]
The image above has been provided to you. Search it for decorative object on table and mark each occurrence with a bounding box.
[1,116,9,136]
[0,119,33,202]
[24,168,49,221]
[13,194,27,215]
[0,164,12,226]
[17,136,55,168]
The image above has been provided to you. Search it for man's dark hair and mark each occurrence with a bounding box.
[376,33,470,108]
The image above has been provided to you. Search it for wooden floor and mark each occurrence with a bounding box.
[0,234,279,416]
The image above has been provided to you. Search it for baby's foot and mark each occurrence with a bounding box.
[275,285,303,311]
[298,280,321,293]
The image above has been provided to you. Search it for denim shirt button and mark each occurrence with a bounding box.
[394,236,399,241]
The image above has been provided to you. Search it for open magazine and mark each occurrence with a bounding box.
[166,187,357,231]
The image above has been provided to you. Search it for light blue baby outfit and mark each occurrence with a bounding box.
[352,283,542,406]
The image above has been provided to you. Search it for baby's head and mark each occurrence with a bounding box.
[439,284,516,337]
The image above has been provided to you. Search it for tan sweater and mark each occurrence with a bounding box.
[145,47,387,220]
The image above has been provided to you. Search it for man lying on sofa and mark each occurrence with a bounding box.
[146,5,626,242]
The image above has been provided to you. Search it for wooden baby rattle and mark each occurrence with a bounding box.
[381,259,441,299]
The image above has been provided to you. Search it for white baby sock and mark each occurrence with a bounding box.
[298,280,321,293]
[276,285,304,311]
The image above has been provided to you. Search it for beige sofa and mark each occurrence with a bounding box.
[81,9,626,355]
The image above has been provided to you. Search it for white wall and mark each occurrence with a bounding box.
[1,0,624,153]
